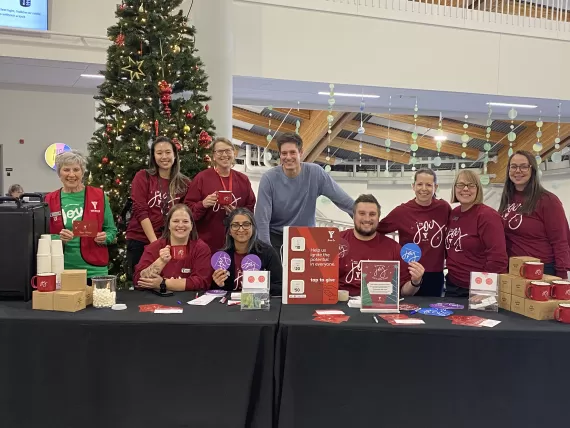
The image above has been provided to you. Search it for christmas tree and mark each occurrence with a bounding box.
[86,0,215,286]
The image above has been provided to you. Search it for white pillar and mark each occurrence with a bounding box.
[190,0,233,140]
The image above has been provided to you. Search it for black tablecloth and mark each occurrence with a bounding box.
[276,297,570,428]
[0,291,280,428]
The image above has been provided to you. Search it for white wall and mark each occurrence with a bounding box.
[0,88,95,195]
[2,0,570,100]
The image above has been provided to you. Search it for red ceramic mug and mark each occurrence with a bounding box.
[217,191,232,206]
[551,280,570,300]
[170,245,187,260]
[525,281,552,301]
[519,262,544,280]
[31,273,56,292]
[554,303,570,324]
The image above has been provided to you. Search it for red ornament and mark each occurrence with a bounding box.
[102,157,109,164]
[106,124,112,132]
[115,34,125,46]
[172,138,181,151]
[198,130,212,148]
[204,104,210,113]
[186,112,194,119]
[203,154,211,163]
[115,179,121,184]
[158,80,173,118]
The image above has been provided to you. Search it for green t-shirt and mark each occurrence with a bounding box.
[52,189,118,278]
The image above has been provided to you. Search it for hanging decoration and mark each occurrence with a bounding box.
[158,80,172,118]
[358,97,366,167]
[325,85,336,166]
[122,57,145,80]
[266,105,273,145]
[385,96,392,153]
[507,107,518,157]
[410,99,419,171]
[482,105,493,175]
[533,113,543,165]
[551,103,563,163]
[433,113,444,168]
[460,114,469,162]
[198,130,212,148]
[115,33,125,47]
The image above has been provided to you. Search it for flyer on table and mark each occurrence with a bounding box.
[282,226,339,304]
[0,1,48,31]
[361,261,400,313]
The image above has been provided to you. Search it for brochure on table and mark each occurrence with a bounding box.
[282,226,339,304]
[360,260,400,313]
[469,272,499,312]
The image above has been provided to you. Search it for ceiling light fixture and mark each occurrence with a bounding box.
[80,74,105,79]
[318,92,379,99]
[433,135,447,141]
[486,102,537,109]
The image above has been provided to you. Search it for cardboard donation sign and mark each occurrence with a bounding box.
[360,261,400,313]
[282,227,339,304]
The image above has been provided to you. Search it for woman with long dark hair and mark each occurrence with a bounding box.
[134,204,211,292]
[499,150,570,278]
[377,168,451,296]
[126,136,190,281]
[184,137,256,253]
[211,207,282,296]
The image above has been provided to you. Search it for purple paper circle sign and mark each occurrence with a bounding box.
[430,303,465,310]
[241,254,262,271]
[418,308,454,317]
[211,251,231,270]
[400,243,422,263]
[206,289,227,296]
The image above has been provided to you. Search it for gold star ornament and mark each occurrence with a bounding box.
[122,57,145,80]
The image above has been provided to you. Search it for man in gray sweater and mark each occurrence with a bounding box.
[254,132,354,256]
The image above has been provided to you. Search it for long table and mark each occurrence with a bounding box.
[0,291,280,428]
[276,297,570,428]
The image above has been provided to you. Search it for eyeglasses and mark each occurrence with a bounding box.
[509,164,530,172]
[230,222,252,231]
[455,183,477,190]
[214,149,233,156]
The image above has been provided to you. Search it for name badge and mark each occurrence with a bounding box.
[50,211,61,219]
[181,268,191,274]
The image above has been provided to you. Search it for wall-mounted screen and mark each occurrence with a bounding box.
[0,1,48,31]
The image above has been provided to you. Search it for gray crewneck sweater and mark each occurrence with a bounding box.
[254,163,354,244]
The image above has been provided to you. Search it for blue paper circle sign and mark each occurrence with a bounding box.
[400,243,422,263]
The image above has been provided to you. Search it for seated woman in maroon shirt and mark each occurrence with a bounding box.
[126,137,190,282]
[134,204,212,292]
[211,208,282,296]
[499,150,570,278]
[377,168,451,297]
[445,171,508,297]
[184,137,256,253]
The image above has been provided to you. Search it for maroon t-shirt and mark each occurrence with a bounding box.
[184,168,256,253]
[126,170,188,243]
[377,198,451,272]
[445,204,508,288]
[501,191,570,278]
[339,229,411,296]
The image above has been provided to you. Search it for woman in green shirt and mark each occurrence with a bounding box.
[45,151,117,281]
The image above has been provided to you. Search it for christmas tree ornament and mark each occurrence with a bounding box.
[122,57,145,80]
[102,157,109,164]
[172,138,181,151]
[198,130,212,147]
[183,125,190,133]
[186,112,194,119]
[158,80,172,117]
[205,104,210,112]
[172,45,181,53]
[204,154,211,163]
[115,33,125,46]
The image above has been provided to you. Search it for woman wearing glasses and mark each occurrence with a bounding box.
[445,170,508,297]
[499,150,570,277]
[212,208,282,295]
[184,137,256,253]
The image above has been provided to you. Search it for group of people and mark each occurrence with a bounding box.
[34,131,569,297]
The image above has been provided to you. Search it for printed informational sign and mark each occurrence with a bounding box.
[0,1,49,31]
[45,143,72,170]
[360,260,400,313]
[282,226,339,304]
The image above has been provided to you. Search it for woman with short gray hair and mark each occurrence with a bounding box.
[8,184,24,199]
[45,150,117,282]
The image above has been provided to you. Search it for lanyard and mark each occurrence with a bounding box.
[216,169,232,193]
